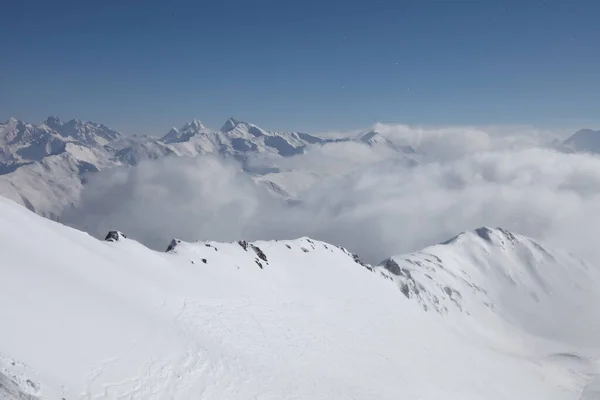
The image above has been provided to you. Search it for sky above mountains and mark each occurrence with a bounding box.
[1,0,599,135]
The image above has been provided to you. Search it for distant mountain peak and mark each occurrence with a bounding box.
[573,128,597,135]
[562,128,600,153]
[181,119,206,132]
[357,130,380,141]
[40,116,121,145]
[221,117,248,132]
[43,115,62,127]
[355,130,399,151]
[160,119,208,144]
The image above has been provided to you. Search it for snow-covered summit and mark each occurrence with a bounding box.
[220,117,274,138]
[356,130,398,149]
[161,119,209,144]
[378,226,600,346]
[220,117,248,133]
[354,130,419,156]
[42,115,121,145]
[0,116,121,167]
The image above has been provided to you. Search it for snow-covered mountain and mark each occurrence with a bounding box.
[355,130,402,151]
[42,116,121,146]
[2,197,600,399]
[0,116,120,167]
[562,128,600,153]
[154,117,329,160]
[161,119,210,144]
[0,116,419,218]
[378,227,600,348]
[0,117,127,218]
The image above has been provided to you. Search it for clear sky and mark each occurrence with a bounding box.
[1,0,599,135]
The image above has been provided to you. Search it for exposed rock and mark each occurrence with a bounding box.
[104,230,127,242]
[251,244,268,262]
[166,239,182,252]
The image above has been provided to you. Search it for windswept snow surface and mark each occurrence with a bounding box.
[1,197,598,399]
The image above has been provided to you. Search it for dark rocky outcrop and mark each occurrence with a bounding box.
[104,231,127,242]
[166,239,182,252]
[251,245,268,262]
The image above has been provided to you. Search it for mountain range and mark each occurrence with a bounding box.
[3,115,598,224]
[0,116,418,219]
[2,116,600,398]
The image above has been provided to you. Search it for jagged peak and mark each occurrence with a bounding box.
[68,118,84,125]
[160,120,207,144]
[43,116,114,131]
[180,119,206,132]
[44,115,62,126]
[220,117,245,132]
[355,130,400,150]
[220,117,270,139]
[357,130,381,141]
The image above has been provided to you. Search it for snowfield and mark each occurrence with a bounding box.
[1,196,600,399]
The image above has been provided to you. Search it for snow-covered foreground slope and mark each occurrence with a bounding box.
[0,197,597,399]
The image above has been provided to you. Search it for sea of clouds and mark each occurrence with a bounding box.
[64,123,600,263]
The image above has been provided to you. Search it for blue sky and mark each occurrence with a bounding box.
[1,0,598,134]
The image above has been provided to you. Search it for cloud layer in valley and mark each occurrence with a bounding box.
[63,124,600,264]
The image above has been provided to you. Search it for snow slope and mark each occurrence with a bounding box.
[0,197,597,399]
[378,227,600,346]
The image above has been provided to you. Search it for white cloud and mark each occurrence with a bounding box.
[64,156,271,251]
[372,122,566,161]
[64,125,600,265]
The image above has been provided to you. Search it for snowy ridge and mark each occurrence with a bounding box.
[164,236,368,274]
[161,120,209,144]
[378,227,600,347]
[0,116,120,167]
[42,116,121,146]
[2,197,596,398]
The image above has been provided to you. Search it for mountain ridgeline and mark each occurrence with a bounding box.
[0,116,416,218]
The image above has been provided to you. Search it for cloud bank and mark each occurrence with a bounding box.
[64,124,600,264]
